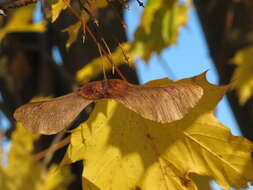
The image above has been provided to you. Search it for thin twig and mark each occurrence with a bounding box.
[112,36,130,65]
[62,0,127,81]
[78,0,99,26]
[42,131,66,166]
[97,41,108,80]
[34,135,70,161]
[106,0,128,29]
[79,1,116,75]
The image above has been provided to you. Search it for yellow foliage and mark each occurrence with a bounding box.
[51,0,69,22]
[53,0,108,48]
[51,0,108,23]
[64,73,253,190]
[85,0,108,9]
[51,0,189,59]
[231,45,253,104]
[131,0,190,61]
[0,5,46,41]
[0,124,74,190]
[56,0,190,60]
[189,174,212,190]
[38,165,74,190]
[76,43,134,83]
[63,21,82,49]
[4,123,41,190]
[63,11,89,49]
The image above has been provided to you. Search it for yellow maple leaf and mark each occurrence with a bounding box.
[2,123,42,190]
[63,11,90,48]
[86,0,108,9]
[189,174,212,190]
[63,21,82,49]
[51,0,69,22]
[0,123,73,190]
[63,73,253,190]
[38,165,74,190]
[51,0,108,23]
[131,0,190,61]
[53,0,108,47]
[76,42,134,83]
[231,45,253,104]
[0,166,8,190]
[0,5,46,41]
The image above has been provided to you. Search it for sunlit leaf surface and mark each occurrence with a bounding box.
[64,74,253,190]
[231,45,253,104]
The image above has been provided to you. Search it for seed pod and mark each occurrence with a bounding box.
[14,79,203,135]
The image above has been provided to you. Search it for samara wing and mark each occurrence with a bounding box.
[14,93,93,134]
[115,83,203,123]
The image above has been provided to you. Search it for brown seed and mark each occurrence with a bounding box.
[14,79,203,135]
